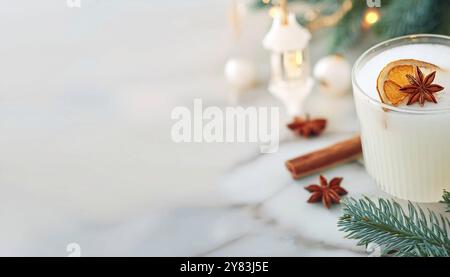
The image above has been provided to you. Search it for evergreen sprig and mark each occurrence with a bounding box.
[374,0,450,39]
[441,191,450,212]
[338,196,450,257]
[252,0,450,52]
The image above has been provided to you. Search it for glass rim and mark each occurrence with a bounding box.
[352,34,450,115]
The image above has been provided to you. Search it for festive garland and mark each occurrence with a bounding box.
[253,0,450,52]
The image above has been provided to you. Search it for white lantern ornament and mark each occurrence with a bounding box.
[263,0,313,116]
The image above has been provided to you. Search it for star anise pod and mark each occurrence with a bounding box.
[399,66,444,106]
[287,115,327,138]
[305,175,347,209]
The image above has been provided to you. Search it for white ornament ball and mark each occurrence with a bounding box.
[224,58,257,91]
[313,55,352,96]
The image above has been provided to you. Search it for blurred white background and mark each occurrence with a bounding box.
[0,0,284,255]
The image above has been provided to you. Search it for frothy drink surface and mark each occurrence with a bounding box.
[356,43,450,111]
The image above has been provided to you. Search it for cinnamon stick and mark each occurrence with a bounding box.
[285,136,362,180]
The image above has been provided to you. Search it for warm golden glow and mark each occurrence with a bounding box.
[269,6,280,18]
[364,10,380,26]
[282,51,304,79]
[295,51,303,66]
[262,0,271,4]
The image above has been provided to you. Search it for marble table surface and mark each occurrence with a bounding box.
[0,0,448,256]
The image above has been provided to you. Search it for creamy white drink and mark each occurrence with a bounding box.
[353,35,450,202]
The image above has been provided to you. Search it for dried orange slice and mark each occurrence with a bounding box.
[386,65,414,87]
[383,80,405,106]
[376,59,438,106]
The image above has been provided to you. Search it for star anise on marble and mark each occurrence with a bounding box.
[305,175,348,209]
[287,115,327,138]
[399,66,444,106]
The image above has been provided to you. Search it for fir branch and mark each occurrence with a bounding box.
[373,0,450,39]
[252,0,450,52]
[441,191,450,212]
[338,196,450,257]
[328,1,365,53]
